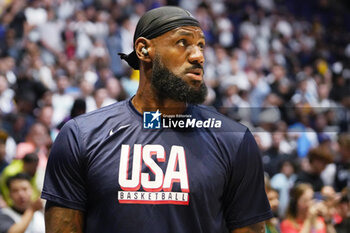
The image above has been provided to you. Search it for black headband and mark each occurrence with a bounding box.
[118,6,200,70]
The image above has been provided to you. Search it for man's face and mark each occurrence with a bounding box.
[9,179,32,211]
[150,26,207,104]
[29,124,49,147]
[267,190,279,213]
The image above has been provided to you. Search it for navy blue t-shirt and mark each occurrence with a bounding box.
[42,99,272,233]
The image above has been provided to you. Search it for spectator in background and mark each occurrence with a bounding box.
[281,183,335,233]
[249,69,271,124]
[0,74,15,114]
[57,98,86,130]
[106,19,124,77]
[265,186,281,233]
[329,74,350,103]
[79,78,95,113]
[15,122,50,191]
[28,56,55,91]
[37,105,57,140]
[105,77,125,101]
[315,83,336,109]
[295,147,333,192]
[289,108,319,159]
[0,153,39,206]
[317,133,337,188]
[263,131,295,177]
[89,87,116,111]
[38,7,64,66]
[24,0,47,28]
[71,9,93,60]
[0,130,9,174]
[334,134,350,192]
[0,173,44,233]
[15,122,50,170]
[0,57,17,86]
[51,74,74,126]
[13,71,47,140]
[119,16,134,57]
[94,65,114,89]
[335,189,350,233]
[320,186,340,226]
[1,0,27,43]
[271,159,297,218]
[268,64,293,106]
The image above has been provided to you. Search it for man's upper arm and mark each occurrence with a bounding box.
[41,120,87,211]
[45,202,84,233]
[231,221,266,233]
[223,129,272,229]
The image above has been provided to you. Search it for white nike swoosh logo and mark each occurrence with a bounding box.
[117,124,130,131]
[109,129,114,136]
[109,124,130,136]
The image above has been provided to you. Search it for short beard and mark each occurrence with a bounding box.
[151,56,207,104]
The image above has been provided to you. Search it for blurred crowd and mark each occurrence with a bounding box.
[0,0,349,232]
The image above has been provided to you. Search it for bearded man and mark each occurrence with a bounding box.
[42,6,272,233]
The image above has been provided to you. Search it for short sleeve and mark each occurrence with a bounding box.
[223,129,272,230]
[41,119,87,211]
[0,213,14,233]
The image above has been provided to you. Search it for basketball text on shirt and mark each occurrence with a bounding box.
[118,144,190,205]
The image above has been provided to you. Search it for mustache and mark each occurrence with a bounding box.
[185,64,204,73]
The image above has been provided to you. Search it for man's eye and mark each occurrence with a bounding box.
[177,39,187,46]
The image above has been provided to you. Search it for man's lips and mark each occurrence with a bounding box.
[186,68,203,81]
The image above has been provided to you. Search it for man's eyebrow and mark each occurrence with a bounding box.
[176,30,205,39]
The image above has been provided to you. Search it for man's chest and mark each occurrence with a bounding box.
[84,137,229,206]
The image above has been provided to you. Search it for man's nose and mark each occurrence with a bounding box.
[18,190,27,198]
[188,46,204,65]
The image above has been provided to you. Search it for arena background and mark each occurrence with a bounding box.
[0,0,350,229]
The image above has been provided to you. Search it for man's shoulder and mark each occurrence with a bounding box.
[58,99,138,144]
[0,207,19,222]
[0,209,15,233]
[75,100,128,122]
[68,100,134,131]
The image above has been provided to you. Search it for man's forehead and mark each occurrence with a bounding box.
[134,6,200,41]
[10,179,31,189]
[174,27,204,36]
[165,26,205,39]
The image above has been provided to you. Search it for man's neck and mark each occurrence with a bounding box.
[132,93,187,115]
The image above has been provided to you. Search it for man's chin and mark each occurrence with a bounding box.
[151,56,207,104]
[184,86,208,104]
[188,80,203,89]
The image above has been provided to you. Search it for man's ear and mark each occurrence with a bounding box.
[135,37,152,63]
